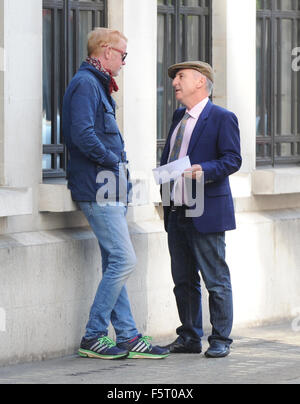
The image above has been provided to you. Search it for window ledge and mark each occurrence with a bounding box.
[0,187,33,217]
[39,183,78,213]
[252,166,300,195]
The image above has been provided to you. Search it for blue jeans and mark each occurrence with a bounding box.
[167,207,233,346]
[79,202,138,343]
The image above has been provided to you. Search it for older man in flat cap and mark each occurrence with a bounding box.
[160,61,242,358]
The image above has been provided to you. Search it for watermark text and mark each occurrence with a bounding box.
[95,166,204,218]
[292,47,300,72]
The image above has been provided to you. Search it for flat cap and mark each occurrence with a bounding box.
[168,61,214,83]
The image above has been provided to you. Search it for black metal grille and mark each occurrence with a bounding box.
[42,0,107,178]
[157,0,212,165]
[257,0,300,166]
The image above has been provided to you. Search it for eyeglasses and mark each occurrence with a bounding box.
[101,45,128,62]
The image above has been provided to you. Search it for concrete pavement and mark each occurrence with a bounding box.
[0,321,299,385]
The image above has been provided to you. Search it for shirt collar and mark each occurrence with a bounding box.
[187,97,209,119]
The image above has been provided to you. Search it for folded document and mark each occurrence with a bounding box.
[152,156,191,185]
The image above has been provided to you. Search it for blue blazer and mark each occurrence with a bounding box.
[160,100,242,234]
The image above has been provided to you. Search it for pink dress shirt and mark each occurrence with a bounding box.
[168,97,209,205]
[168,97,209,161]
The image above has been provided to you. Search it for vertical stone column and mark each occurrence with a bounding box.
[0,0,42,188]
[123,0,158,206]
[0,0,5,186]
[226,0,257,174]
[108,0,158,209]
[213,0,256,196]
[212,0,228,109]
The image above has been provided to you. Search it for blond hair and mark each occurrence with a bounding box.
[87,28,128,56]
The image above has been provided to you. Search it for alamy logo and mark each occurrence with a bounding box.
[292,47,300,72]
[95,166,204,218]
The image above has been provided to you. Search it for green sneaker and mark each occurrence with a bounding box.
[117,334,170,359]
[78,336,128,360]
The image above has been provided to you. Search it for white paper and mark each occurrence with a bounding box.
[152,156,191,185]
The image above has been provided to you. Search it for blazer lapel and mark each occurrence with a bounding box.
[187,100,213,156]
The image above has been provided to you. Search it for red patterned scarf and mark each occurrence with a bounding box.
[86,57,119,94]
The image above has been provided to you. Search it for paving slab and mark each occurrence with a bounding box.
[0,322,299,385]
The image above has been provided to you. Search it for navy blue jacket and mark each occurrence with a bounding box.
[62,62,130,202]
[160,100,242,234]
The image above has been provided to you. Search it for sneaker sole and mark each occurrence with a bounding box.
[127,352,169,359]
[78,348,128,360]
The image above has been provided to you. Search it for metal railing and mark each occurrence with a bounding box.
[157,0,212,166]
[257,0,300,166]
[42,0,107,178]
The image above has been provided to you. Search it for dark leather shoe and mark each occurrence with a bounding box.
[205,341,230,358]
[161,336,202,354]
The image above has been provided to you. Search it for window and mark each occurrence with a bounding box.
[257,0,300,166]
[157,0,212,165]
[42,0,107,178]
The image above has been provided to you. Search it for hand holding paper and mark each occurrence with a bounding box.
[152,156,191,185]
[183,164,203,180]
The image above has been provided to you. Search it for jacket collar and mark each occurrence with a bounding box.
[187,99,213,155]
[160,100,214,166]
[79,62,111,89]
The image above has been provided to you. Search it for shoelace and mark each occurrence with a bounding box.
[138,336,152,349]
[98,336,116,348]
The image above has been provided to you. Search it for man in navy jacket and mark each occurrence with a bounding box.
[161,61,242,358]
[62,28,169,360]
